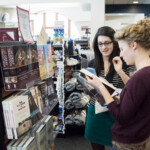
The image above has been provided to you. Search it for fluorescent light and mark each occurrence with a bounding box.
[133,1,139,4]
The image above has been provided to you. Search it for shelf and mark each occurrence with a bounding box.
[2,88,17,99]
[41,73,54,81]
[48,100,59,114]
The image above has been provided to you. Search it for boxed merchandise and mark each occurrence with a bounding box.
[0,28,19,42]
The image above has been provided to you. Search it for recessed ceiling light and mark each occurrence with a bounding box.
[133,1,139,4]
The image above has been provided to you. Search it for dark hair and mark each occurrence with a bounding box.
[93,26,120,82]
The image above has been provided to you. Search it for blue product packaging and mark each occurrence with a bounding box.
[86,67,97,76]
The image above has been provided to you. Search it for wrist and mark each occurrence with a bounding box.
[98,83,105,91]
[118,70,124,75]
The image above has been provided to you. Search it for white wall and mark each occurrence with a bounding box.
[0,8,17,25]
[91,0,105,48]
[105,14,144,31]
[74,21,91,38]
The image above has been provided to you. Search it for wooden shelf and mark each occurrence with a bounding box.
[2,88,16,99]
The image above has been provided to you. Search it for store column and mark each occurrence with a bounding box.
[90,0,105,47]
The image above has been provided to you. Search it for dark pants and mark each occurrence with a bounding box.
[91,142,105,150]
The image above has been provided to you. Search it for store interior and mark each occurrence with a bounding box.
[0,0,150,150]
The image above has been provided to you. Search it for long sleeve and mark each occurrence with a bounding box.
[108,72,149,125]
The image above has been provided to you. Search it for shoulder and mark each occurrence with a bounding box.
[134,67,150,79]
[88,59,94,67]
[128,67,150,87]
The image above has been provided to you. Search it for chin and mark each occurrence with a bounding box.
[103,53,111,57]
[126,62,134,66]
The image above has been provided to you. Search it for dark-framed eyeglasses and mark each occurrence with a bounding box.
[98,41,112,47]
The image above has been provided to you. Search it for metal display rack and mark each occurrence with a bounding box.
[53,44,65,134]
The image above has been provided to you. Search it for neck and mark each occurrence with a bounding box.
[103,56,109,62]
[135,50,150,70]
[103,56,110,75]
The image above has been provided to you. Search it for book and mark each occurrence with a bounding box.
[41,115,53,149]
[36,124,46,150]
[30,123,46,150]
[5,95,31,139]
[22,137,37,150]
[43,44,51,75]
[17,136,29,150]
[30,120,42,136]
[11,137,24,150]
[6,139,16,150]
[80,68,117,94]
[22,91,43,126]
[38,81,49,115]
[29,86,43,113]
[76,69,119,105]
[46,77,58,110]
[2,90,43,139]
[37,45,46,77]
[0,28,19,42]
[0,47,11,90]
[2,96,13,139]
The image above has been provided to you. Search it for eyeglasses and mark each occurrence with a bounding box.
[98,41,112,47]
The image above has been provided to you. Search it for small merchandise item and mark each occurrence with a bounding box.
[66,57,79,66]
[86,67,97,76]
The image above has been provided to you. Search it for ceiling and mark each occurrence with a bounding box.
[0,0,150,14]
[106,0,150,4]
[1,0,150,7]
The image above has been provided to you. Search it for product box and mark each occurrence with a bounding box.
[0,28,19,42]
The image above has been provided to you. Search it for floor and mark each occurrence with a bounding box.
[54,126,111,150]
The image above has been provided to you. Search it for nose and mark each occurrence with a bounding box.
[101,44,107,48]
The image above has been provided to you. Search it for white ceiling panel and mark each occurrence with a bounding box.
[106,0,150,4]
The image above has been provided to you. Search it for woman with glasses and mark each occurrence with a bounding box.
[84,26,135,150]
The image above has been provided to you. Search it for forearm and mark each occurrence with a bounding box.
[98,84,114,105]
[118,70,130,84]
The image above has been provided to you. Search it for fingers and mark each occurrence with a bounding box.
[85,74,95,81]
[113,56,120,62]
[85,75,91,81]
[86,74,97,83]
[112,57,122,64]
[86,74,103,88]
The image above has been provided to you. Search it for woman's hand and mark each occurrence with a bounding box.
[86,75,114,105]
[113,56,130,84]
[112,56,123,73]
[86,74,103,89]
